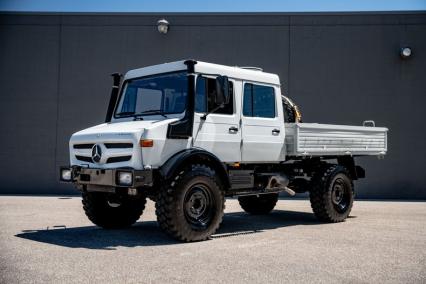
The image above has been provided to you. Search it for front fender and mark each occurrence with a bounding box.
[159,148,230,188]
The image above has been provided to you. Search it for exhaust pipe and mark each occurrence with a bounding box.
[266,174,296,196]
[105,72,122,123]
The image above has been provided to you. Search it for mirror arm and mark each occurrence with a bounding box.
[200,104,224,120]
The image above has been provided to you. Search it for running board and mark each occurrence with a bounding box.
[226,187,296,197]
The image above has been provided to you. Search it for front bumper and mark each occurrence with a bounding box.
[60,166,153,188]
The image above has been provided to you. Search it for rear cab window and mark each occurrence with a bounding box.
[243,83,276,118]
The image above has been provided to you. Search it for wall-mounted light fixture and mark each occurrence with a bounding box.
[400,47,412,59]
[157,19,169,34]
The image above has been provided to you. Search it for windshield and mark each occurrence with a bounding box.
[115,71,188,118]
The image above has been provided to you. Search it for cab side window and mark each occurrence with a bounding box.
[243,83,276,118]
[195,76,234,115]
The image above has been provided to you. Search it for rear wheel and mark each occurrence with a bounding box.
[238,193,279,215]
[309,165,354,222]
[82,191,146,229]
[155,164,225,242]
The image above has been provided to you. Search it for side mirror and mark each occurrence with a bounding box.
[215,76,230,106]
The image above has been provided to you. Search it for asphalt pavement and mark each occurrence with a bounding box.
[0,196,425,283]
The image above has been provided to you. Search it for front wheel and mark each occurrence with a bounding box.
[309,165,354,222]
[155,164,225,242]
[82,191,146,229]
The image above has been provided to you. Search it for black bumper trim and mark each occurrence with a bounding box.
[60,166,153,187]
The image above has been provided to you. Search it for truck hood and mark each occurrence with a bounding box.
[68,118,179,169]
[72,118,179,137]
[75,120,155,135]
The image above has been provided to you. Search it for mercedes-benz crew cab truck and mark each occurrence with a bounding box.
[60,60,388,242]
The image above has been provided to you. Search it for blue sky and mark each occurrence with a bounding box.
[1,0,425,12]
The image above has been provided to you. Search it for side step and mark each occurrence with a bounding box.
[227,170,295,197]
[229,170,254,190]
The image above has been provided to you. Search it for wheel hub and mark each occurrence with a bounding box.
[331,178,350,213]
[188,192,207,218]
[184,185,214,229]
[332,185,344,204]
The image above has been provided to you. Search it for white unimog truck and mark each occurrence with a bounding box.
[60,60,388,242]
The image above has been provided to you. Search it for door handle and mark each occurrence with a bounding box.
[272,129,280,135]
[229,126,238,134]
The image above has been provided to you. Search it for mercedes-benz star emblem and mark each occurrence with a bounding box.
[91,144,102,163]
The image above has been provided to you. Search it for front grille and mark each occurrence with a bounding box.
[104,143,133,149]
[73,144,94,149]
[75,155,132,164]
[74,143,133,149]
[75,155,92,163]
[106,156,132,163]
[73,141,133,165]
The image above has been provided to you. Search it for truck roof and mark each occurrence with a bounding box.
[124,60,281,86]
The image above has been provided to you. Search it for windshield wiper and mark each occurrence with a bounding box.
[138,109,167,118]
[136,109,168,118]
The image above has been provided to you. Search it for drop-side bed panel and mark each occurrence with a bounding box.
[285,123,388,156]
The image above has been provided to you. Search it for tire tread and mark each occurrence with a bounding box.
[82,192,146,229]
[155,164,225,242]
[309,165,354,222]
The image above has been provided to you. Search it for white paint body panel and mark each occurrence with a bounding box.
[69,118,191,169]
[241,84,285,162]
[285,123,388,156]
[124,60,280,86]
[192,78,242,162]
[69,121,146,169]
[192,113,241,162]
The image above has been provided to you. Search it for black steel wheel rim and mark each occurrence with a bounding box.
[331,178,350,213]
[184,184,215,230]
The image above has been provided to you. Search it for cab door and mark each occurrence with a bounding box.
[192,76,242,162]
[241,82,284,162]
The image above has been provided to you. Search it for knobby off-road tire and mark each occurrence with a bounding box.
[238,193,279,215]
[82,192,146,229]
[155,164,225,242]
[309,165,354,222]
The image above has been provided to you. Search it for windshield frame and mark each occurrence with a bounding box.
[113,70,189,119]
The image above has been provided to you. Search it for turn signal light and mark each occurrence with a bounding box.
[140,139,154,147]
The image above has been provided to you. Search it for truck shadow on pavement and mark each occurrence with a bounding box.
[15,210,326,250]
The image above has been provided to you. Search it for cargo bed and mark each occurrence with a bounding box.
[285,123,388,157]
